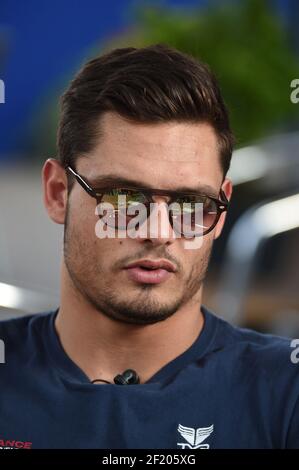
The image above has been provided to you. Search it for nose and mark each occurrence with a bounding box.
[134,195,177,246]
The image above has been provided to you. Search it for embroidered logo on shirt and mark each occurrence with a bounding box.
[177,424,214,449]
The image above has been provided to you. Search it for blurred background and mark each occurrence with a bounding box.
[0,0,299,335]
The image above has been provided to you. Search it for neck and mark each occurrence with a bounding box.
[55,264,205,384]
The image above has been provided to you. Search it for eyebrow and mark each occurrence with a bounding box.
[88,174,219,198]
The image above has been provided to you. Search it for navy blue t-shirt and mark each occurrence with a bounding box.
[0,305,299,449]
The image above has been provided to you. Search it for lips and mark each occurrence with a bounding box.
[124,259,176,284]
[124,259,176,272]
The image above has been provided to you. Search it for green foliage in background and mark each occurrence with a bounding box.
[34,0,299,158]
[123,0,299,146]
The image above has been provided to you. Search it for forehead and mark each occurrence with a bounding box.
[78,112,223,190]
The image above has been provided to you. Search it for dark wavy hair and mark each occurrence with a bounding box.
[57,44,234,184]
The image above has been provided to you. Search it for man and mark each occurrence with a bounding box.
[0,44,298,449]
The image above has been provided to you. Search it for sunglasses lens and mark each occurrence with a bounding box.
[98,189,148,229]
[170,196,218,236]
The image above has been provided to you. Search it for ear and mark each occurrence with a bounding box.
[214,177,233,240]
[42,158,68,224]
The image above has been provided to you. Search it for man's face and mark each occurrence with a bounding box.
[63,112,231,325]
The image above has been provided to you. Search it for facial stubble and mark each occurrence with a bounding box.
[63,202,213,325]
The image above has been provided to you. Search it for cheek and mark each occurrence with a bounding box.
[182,236,213,269]
[92,238,125,273]
[182,233,213,258]
[65,200,98,257]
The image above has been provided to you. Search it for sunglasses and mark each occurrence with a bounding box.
[66,165,229,237]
